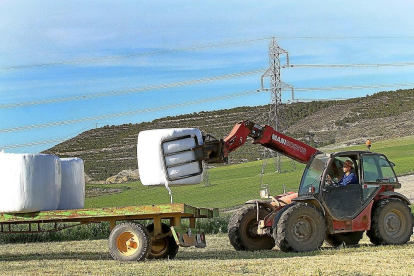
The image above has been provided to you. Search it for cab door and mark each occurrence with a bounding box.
[321,155,365,220]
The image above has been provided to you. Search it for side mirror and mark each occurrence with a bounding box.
[260,185,269,198]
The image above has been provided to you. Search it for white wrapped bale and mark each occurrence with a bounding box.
[137,128,204,186]
[0,152,61,213]
[58,158,85,210]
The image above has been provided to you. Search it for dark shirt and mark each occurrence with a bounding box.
[337,172,358,186]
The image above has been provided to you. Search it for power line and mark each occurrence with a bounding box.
[0,90,260,133]
[1,124,95,150]
[289,98,348,102]
[284,63,414,68]
[291,83,414,91]
[1,138,69,150]
[277,36,414,40]
[0,69,266,109]
[3,82,412,149]
[2,82,412,133]
[2,36,414,71]
[3,62,411,109]
[0,37,272,71]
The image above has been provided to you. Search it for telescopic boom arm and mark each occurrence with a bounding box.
[203,120,320,164]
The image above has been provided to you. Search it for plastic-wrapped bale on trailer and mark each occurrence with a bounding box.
[58,157,85,210]
[0,152,61,213]
[137,128,204,186]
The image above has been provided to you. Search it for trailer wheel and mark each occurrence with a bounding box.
[367,198,413,245]
[108,222,150,261]
[325,231,364,247]
[146,223,179,259]
[228,205,275,251]
[273,202,325,252]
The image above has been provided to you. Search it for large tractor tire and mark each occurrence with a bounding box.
[146,223,179,259]
[325,231,364,247]
[366,198,413,245]
[273,202,325,252]
[228,205,275,251]
[108,222,151,261]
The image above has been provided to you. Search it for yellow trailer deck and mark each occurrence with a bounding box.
[0,203,219,261]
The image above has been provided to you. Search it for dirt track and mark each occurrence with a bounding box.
[397,174,414,202]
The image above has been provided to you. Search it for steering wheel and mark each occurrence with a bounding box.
[325,175,338,186]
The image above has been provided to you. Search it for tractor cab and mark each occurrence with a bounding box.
[299,151,400,221]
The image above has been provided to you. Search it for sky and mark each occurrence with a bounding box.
[1,0,414,153]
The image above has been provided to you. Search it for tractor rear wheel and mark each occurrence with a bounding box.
[273,202,325,252]
[325,231,364,247]
[108,222,150,261]
[146,223,179,259]
[228,205,275,251]
[367,198,413,245]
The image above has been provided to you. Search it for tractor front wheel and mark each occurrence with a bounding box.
[367,198,413,245]
[108,222,151,261]
[273,202,325,252]
[325,231,364,247]
[228,205,275,251]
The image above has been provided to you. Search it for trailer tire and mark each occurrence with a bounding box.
[273,202,325,252]
[366,198,413,245]
[325,231,364,247]
[108,222,150,261]
[146,223,179,259]
[228,205,275,251]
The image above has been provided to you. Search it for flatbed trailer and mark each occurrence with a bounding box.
[0,203,219,261]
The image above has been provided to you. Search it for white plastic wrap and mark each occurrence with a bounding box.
[58,158,85,210]
[0,152,61,213]
[137,128,204,186]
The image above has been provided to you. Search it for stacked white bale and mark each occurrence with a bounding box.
[137,128,204,186]
[0,152,61,213]
[58,158,85,210]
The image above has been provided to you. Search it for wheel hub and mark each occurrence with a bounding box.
[247,220,259,237]
[384,212,402,234]
[293,218,312,240]
[116,231,139,256]
[150,237,168,257]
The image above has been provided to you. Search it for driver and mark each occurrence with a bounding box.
[328,160,358,186]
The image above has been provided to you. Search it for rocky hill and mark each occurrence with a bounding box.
[43,88,414,181]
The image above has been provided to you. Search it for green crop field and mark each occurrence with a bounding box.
[85,136,414,210]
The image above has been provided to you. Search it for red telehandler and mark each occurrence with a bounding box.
[202,120,413,252]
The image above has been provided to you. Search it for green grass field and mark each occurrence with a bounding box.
[85,136,414,209]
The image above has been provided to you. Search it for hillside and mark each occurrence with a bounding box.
[44,88,414,181]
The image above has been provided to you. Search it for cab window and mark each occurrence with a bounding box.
[362,154,396,200]
[299,154,328,195]
[326,156,359,183]
[362,155,397,183]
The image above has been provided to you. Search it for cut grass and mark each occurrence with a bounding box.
[0,234,413,275]
[85,136,414,209]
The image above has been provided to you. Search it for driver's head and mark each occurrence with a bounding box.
[343,160,353,170]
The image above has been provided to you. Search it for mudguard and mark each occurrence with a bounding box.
[378,191,411,205]
[292,195,326,215]
[245,199,274,211]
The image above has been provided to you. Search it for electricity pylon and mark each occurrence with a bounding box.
[260,37,294,176]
